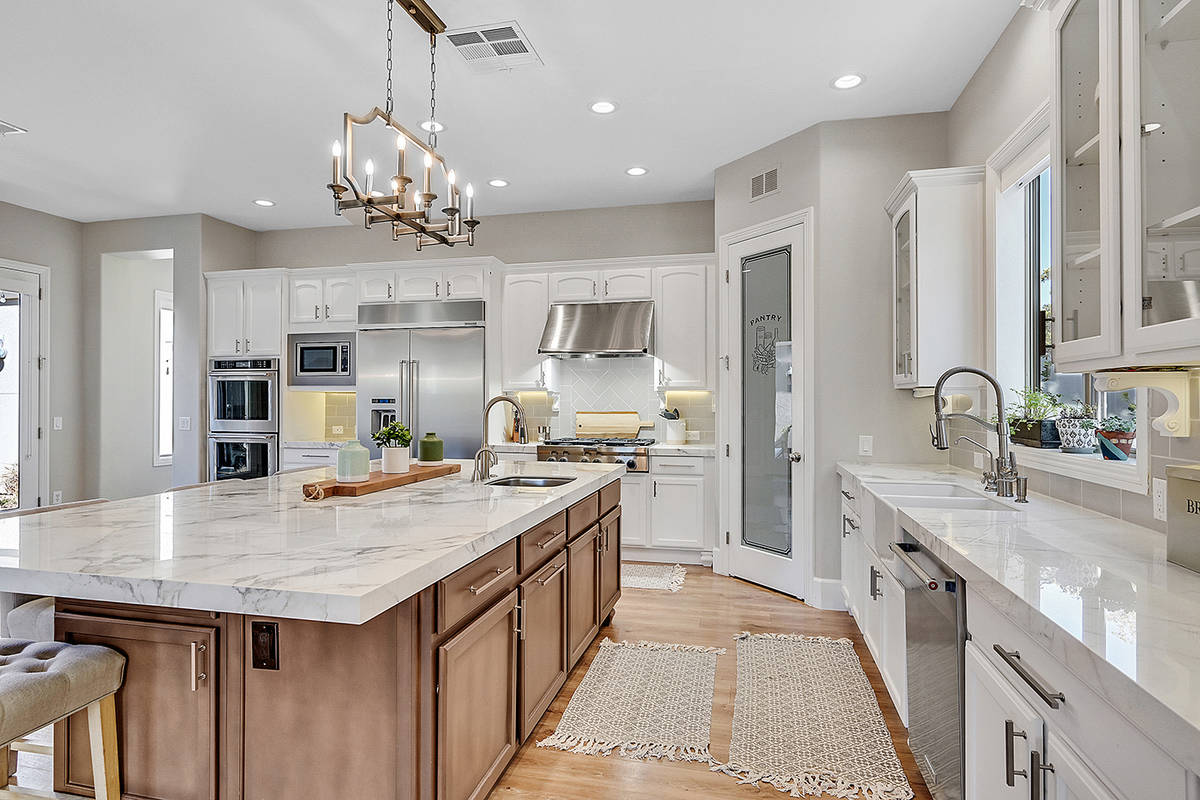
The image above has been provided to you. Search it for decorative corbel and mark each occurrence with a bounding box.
[1093,370,1195,437]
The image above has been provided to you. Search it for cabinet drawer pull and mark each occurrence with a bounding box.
[325,304,330,319]
[387,282,392,299]
[840,489,855,501]
[1030,749,1055,800]
[190,641,207,692]
[536,562,567,586]
[299,453,330,459]
[869,565,882,600]
[468,565,512,595]
[1004,719,1028,786]
[445,280,451,296]
[993,645,1065,708]
[842,515,859,537]
[314,304,320,320]
[535,532,562,549]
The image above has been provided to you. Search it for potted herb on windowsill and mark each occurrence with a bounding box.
[1096,416,1136,460]
[372,421,413,474]
[1006,388,1063,449]
[1055,402,1097,454]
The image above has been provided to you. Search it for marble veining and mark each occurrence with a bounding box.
[0,460,622,625]
[837,461,1200,774]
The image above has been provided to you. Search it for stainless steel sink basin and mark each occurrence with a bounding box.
[485,476,577,488]
[865,482,982,498]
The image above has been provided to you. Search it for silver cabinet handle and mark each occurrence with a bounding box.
[235,339,241,353]
[445,280,451,297]
[592,279,597,296]
[190,641,208,692]
[314,304,320,320]
[535,531,563,549]
[514,602,524,640]
[840,489,855,501]
[869,565,882,599]
[653,480,658,498]
[387,282,393,299]
[245,338,250,352]
[1030,749,1055,800]
[1005,719,1028,786]
[842,515,858,537]
[604,279,609,296]
[299,453,330,459]
[536,561,567,586]
[468,565,512,595]
[325,304,330,319]
[888,542,940,591]
[993,645,1065,708]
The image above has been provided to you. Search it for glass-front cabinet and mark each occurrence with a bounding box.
[1052,0,1123,370]
[892,197,916,386]
[1122,0,1200,358]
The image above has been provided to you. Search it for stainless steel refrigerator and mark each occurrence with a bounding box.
[356,300,486,460]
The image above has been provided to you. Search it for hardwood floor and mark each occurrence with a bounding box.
[491,565,933,800]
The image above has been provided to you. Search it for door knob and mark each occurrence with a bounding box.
[788,451,803,463]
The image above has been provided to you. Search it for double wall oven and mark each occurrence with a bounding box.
[207,358,279,481]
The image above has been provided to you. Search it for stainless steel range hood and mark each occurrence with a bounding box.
[538,301,655,357]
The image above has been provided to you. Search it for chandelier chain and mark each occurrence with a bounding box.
[428,34,438,149]
[384,0,394,115]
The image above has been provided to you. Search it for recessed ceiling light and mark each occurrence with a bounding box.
[590,100,617,114]
[420,120,445,133]
[832,74,864,90]
[1142,122,1163,134]
[626,166,647,176]
[253,199,275,207]
[488,178,509,188]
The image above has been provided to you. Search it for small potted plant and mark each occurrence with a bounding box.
[1096,416,1136,460]
[372,421,413,474]
[1055,401,1097,454]
[1006,388,1063,449]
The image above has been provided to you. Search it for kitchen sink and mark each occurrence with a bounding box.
[864,482,983,498]
[485,476,577,488]
[879,494,1013,512]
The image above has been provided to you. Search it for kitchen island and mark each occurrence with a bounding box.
[0,460,624,800]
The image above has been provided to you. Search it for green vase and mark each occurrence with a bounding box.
[337,440,370,482]
[417,432,444,465]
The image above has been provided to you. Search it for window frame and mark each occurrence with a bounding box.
[153,289,173,467]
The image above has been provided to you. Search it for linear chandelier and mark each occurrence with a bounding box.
[326,0,478,249]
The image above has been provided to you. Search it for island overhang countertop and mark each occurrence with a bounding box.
[0,460,623,625]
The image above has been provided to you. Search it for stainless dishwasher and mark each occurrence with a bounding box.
[888,533,965,800]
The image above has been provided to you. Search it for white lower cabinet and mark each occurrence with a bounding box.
[840,504,862,619]
[879,563,907,724]
[1043,728,1122,800]
[965,640,1044,800]
[619,474,649,547]
[649,474,704,549]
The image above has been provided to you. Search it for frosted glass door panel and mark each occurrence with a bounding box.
[894,209,914,378]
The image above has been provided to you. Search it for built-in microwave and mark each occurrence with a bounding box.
[288,333,355,387]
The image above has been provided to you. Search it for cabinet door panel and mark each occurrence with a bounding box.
[650,475,704,549]
[879,564,907,725]
[243,276,282,356]
[55,614,217,800]
[501,273,549,388]
[519,553,568,741]
[619,476,648,547]
[323,275,358,323]
[892,196,916,386]
[207,279,243,356]
[358,270,396,303]
[438,589,519,800]
[1044,727,1122,800]
[964,641,1044,800]
[653,265,709,388]
[566,525,600,668]
[1176,241,1200,278]
[396,269,443,301]
[601,268,652,300]
[549,271,599,302]
[598,509,621,621]
[444,266,485,299]
[289,277,325,324]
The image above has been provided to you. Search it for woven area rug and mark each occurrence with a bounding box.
[713,632,913,800]
[620,562,686,592]
[538,638,724,762]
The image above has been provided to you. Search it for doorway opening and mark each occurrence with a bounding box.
[0,261,45,510]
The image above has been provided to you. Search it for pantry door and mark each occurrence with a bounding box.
[0,263,43,509]
[720,216,812,600]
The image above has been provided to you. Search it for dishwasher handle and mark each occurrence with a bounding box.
[889,542,941,591]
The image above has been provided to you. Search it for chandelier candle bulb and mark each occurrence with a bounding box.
[395,134,406,181]
[331,141,342,185]
[464,183,475,220]
[364,158,375,197]
[422,152,432,195]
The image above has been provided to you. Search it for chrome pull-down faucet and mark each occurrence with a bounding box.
[472,395,529,482]
[931,366,1022,499]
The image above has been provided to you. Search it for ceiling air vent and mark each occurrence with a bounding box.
[750,166,780,202]
[444,21,543,74]
[0,119,27,137]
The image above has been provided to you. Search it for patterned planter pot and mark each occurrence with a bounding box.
[1097,430,1135,460]
[1055,418,1097,454]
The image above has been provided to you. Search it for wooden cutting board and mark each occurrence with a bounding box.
[301,462,461,500]
[575,411,653,438]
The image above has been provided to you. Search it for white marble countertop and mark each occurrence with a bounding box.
[0,461,622,625]
[837,461,1200,774]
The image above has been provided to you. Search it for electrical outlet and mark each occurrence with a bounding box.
[52,416,63,431]
[52,490,63,505]
[178,416,191,431]
[332,425,345,435]
[974,452,987,470]
[1153,477,1167,521]
[857,435,874,456]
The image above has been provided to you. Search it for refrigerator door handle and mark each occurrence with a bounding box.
[410,360,420,441]
[398,360,411,432]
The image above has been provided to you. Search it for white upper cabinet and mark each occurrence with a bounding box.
[654,264,710,389]
[549,271,600,302]
[1119,0,1200,363]
[206,271,283,357]
[443,266,485,299]
[324,275,357,323]
[501,272,550,389]
[394,268,442,301]
[289,276,324,324]
[356,264,486,303]
[885,167,984,388]
[357,269,396,303]
[288,271,357,329]
[600,267,652,300]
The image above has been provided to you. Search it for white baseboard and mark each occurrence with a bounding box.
[622,546,710,566]
[807,577,848,611]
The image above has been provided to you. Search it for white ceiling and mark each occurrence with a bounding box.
[0,1,1018,231]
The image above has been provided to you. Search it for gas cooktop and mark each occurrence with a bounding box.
[536,437,653,472]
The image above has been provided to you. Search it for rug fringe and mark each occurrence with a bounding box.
[665,563,686,592]
[601,637,727,654]
[711,762,914,800]
[734,631,853,645]
[537,732,713,763]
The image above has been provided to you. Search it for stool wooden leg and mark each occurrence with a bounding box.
[0,745,8,789]
[86,694,120,800]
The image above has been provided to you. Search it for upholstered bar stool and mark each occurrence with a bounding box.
[0,640,125,799]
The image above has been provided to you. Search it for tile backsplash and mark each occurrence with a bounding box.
[323,392,357,441]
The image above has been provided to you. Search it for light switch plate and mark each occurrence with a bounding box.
[332,425,345,435]
[179,416,192,431]
[52,491,63,505]
[1153,477,1167,521]
[857,435,874,456]
[52,416,63,431]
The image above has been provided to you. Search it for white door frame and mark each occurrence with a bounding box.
[0,258,50,508]
[715,209,815,600]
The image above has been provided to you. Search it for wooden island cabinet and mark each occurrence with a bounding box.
[50,481,621,800]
